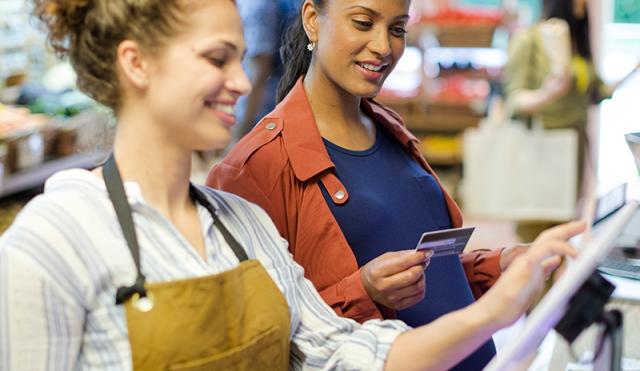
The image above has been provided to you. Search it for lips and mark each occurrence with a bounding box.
[356,62,387,72]
[355,60,390,81]
[204,99,237,127]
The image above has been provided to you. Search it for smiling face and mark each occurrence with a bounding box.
[140,0,251,151]
[305,0,411,98]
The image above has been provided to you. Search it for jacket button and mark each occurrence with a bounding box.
[265,122,277,130]
[334,190,345,200]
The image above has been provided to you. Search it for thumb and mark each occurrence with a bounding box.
[380,250,430,276]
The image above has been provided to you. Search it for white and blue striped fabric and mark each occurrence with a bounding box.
[0,169,408,370]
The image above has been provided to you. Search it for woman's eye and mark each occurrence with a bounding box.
[209,58,227,67]
[353,19,373,29]
[209,58,226,67]
[206,54,228,67]
[391,26,407,37]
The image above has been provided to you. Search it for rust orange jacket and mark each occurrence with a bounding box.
[207,78,502,323]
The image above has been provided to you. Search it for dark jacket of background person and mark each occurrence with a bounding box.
[231,0,298,146]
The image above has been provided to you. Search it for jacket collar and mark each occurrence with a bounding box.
[273,77,419,182]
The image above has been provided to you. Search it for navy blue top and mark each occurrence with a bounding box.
[321,127,496,371]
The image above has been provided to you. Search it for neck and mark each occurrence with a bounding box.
[111,105,193,215]
[304,62,364,131]
[303,62,377,150]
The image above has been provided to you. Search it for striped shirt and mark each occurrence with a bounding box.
[0,169,408,370]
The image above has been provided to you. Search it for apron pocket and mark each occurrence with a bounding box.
[169,326,284,371]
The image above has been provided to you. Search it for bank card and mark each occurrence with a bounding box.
[415,226,475,258]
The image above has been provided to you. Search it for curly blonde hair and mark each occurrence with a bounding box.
[33,0,205,111]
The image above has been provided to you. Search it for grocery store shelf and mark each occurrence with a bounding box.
[419,135,463,167]
[404,114,481,132]
[437,69,501,80]
[0,150,108,198]
[422,156,462,167]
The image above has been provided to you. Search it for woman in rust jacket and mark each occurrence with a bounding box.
[208,1,528,369]
[207,76,508,308]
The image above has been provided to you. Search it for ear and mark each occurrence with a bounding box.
[116,40,150,89]
[301,0,319,44]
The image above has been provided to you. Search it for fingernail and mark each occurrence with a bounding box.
[425,250,434,259]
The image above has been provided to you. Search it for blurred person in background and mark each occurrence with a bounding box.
[0,0,585,370]
[504,0,640,242]
[229,0,298,148]
[207,1,577,369]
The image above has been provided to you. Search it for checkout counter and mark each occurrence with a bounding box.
[489,134,640,370]
[548,181,640,370]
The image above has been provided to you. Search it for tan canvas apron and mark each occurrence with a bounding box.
[104,154,290,370]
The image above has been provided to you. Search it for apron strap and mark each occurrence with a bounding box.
[103,154,148,304]
[103,153,249,304]
[189,185,249,262]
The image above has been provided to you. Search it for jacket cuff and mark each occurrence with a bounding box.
[460,249,503,299]
[320,269,387,323]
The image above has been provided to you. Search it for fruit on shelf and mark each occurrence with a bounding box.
[425,75,490,105]
[419,7,503,27]
[0,104,49,136]
[417,7,503,47]
[419,135,463,165]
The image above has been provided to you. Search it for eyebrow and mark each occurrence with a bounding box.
[194,40,246,58]
[221,41,238,52]
[346,5,410,20]
[221,41,248,59]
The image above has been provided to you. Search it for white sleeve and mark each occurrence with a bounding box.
[287,256,410,370]
[241,200,410,371]
[0,210,87,371]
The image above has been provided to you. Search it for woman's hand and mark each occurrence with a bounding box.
[360,250,432,310]
[510,72,572,115]
[499,244,529,271]
[542,73,572,102]
[476,221,585,329]
[384,222,584,371]
[500,243,564,277]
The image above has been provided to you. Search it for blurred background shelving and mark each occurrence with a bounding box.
[377,0,639,202]
[378,2,511,200]
[0,0,114,232]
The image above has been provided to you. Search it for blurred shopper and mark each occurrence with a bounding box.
[207,1,576,369]
[0,0,585,370]
[504,0,639,241]
[230,0,298,148]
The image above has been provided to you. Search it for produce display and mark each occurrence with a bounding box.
[425,75,491,104]
[417,7,504,48]
[0,104,49,136]
[0,96,105,181]
[419,7,503,26]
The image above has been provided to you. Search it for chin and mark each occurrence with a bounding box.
[192,132,231,152]
[363,89,382,99]
[212,127,232,144]
[349,79,385,99]
[206,138,231,151]
[355,86,382,99]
